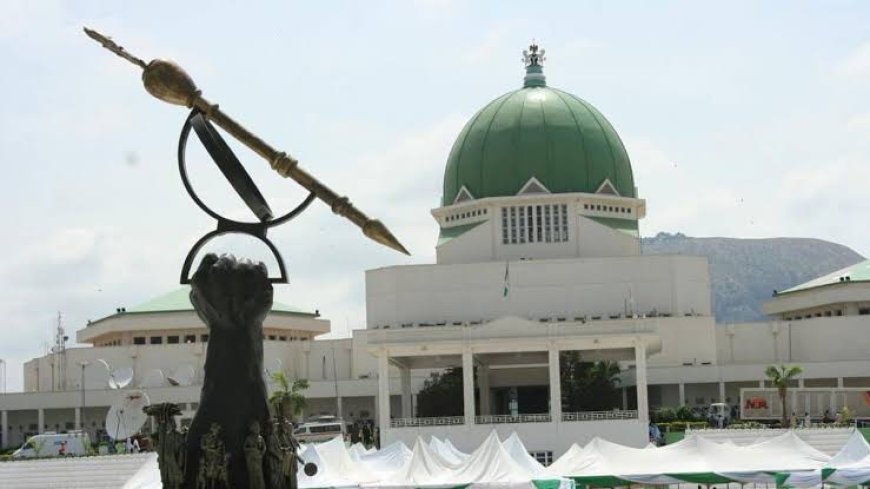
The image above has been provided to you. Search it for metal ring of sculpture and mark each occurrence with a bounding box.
[177,109,316,284]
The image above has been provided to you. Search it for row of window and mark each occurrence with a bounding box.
[501,204,569,245]
[130,333,309,345]
[445,208,487,222]
[584,203,632,214]
[784,310,844,321]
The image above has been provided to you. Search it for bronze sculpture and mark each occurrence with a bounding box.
[198,423,230,489]
[243,421,267,489]
[83,27,409,257]
[143,403,186,489]
[83,28,378,489]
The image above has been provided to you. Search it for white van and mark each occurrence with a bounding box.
[12,431,92,458]
[293,416,346,443]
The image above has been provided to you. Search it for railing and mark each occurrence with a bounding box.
[562,410,638,422]
[390,416,464,428]
[475,414,552,424]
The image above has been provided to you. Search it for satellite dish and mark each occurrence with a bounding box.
[84,359,111,389]
[109,367,134,389]
[139,369,165,388]
[105,390,150,441]
[167,364,195,386]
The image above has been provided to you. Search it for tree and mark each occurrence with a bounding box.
[416,367,465,417]
[561,352,622,412]
[268,372,309,421]
[764,364,803,426]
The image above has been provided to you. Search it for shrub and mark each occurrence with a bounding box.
[653,407,677,423]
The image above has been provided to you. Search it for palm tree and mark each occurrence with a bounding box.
[764,364,803,427]
[269,372,309,421]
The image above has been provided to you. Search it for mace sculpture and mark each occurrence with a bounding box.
[84,28,409,489]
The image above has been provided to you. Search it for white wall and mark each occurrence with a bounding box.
[366,255,712,328]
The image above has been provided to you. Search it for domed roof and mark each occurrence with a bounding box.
[442,45,635,206]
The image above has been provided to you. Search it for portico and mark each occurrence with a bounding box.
[369,316,659,454]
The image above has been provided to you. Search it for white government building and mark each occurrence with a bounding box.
[2,46,869,458]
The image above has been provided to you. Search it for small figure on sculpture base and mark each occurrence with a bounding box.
[198,423,230,489]
[244,421,267,489]
[143,403,186,489]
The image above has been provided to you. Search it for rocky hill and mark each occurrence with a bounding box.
[641,233,864,323]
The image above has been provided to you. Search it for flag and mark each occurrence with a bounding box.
[503,261,510,298]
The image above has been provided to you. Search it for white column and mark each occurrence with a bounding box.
[798,378,805,388]
[478,364,491,416]
[462,349,475,425]
[74,407,81,431]
[837,377,844,388]
[759,380,765,388]
[718,381,726,403]
[38,408,45,434]
[678,383,686,406]
[377,350,390,431]
[548,346,562,422]
[1,410,7,448]
[400,366,412,418]
[635,341,649,425]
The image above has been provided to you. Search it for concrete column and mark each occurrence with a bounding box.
[678,383,686,406]
[74,407,81,431]
[718,381,726,403]
[798,378,805,388]
[377,350,390,431]
[635,341,649,425]
[400,366,412,418]
[759,380,765,388]
[477,364,491,416]
[1,410,7,449]
[548,346,562,421]
[38,408,45,434]
[837,377,844,388]
[462,349,475,425]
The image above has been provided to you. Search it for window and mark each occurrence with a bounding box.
[501,204,569,245]
[150,336,163,345]
[201,334,209,342]
[860,308,870,316]
[167,336,180,344]
[518,206,526,244]
[530,450,553,466]
[133,337,145,345]
[268,335,276,341]
[501,208,508,244]
[184,335,196,343]
[509,207,517,243]
[279,336,287,341]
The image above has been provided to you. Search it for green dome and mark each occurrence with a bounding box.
[442,60,635,206]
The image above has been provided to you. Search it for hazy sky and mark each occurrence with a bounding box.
[1,1,869,392]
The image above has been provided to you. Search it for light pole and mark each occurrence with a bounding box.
[79,361,89,433]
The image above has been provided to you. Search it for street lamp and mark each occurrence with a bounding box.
[79,361,90,433]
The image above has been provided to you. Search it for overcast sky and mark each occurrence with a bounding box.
[1,1,868,392]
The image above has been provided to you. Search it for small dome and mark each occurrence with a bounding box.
[442,45,635,206]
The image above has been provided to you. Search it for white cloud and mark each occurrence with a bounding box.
[836,41,870,78]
